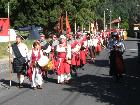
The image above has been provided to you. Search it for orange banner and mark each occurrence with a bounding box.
[66,15,71,34]
[0,18,10,36]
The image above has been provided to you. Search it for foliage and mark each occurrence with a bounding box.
[0,0,140,31]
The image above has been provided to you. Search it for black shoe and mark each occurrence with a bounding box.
[18,83,23,88]
[74,73,78,77]
[37,85,42,89]
[32,87,36,90]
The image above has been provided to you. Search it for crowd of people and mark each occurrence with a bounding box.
[8,29,127,89]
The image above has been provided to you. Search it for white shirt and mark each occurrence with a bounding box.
[10,43,28,58]
[66,44,71,59]
[28,49,44,64]
[92,38,98,47]
[44,45,51,53]
[56,45,66,52]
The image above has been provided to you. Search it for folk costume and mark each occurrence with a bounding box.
[71,38,81,68]
[80,34,88,67]
[28,48,44,89]
[109,32,125,81]
[10,40,28,87]
[87,34,97,62]
[56,35,71,83]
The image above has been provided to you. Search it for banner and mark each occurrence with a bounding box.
[66,15,71,34]
[0,18,10,36]
[54,15,63,34]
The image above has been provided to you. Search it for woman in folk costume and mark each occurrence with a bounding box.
[95,34,102,55]
[28,41,47,89]
[56,35,71,84]
[87,33,96,62]
[51,34,59,69]
[67,33,78,77]
[71,34,81,72]
[79,34,88,69]
[109,32,125,82]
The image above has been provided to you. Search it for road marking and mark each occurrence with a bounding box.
[129,49,138,51]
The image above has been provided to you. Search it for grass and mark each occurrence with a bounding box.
[0,40,34,59]
[0,42,9,59]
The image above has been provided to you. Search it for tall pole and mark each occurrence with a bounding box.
[110,10,112,32]
[89,22,90,33]
[75,15,77,34]
[75,21,76,34]
[8,2,9,18]
[66,11,67,33]
[118,16,121,29]
[8,2,12,87]
[82,24,83,33]
[104,11,105,32]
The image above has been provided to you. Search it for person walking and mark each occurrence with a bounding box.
[9,35,28,88]
[28,41,45,89]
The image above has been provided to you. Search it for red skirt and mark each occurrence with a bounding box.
[80,50,86,65]
[115,52,125,75]
[56,58,70,75]
[71,52,80,66]
[96,44,102,53]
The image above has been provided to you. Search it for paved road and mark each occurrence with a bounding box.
[0,37,140,105]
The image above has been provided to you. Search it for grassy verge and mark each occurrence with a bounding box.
[0,40,34,59]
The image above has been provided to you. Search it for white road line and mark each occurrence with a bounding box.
[129,49,138,51]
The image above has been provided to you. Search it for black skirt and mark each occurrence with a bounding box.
[13,58,27,75]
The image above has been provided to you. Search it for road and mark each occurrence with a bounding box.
[0,37,140,105]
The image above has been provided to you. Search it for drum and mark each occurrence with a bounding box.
[44,60,54,71]
[37,56,49,67]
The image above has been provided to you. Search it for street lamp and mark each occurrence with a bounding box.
[104,11,105,32]
[104,8,109,32]
[103,9,109,32]
[110,10,112,31]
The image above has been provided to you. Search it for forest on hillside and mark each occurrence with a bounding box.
[0,0,140,32]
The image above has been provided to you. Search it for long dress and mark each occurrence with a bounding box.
[56,44,71,83]
[109,40,125,77]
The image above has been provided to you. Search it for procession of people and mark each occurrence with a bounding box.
[8,28,127,89]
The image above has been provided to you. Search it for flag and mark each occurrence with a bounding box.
[54,15,63,34]
[0,18,10,36]
[66,15,71,34]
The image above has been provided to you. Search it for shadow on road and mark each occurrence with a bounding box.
[0,79,30,89]
[93,59,109,68]
[138,41,140,62]
[62,53,140,105]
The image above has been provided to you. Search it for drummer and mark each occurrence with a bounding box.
[38,34,51,57]
[28,41,44,89]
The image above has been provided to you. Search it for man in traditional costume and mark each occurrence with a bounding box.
[38,34,51,80]
[9,35,28,88]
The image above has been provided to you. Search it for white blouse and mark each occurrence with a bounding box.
[10,43,28,58]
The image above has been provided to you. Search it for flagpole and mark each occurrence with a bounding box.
[89,22,90,33]
[74,14,77,34]
[82,23,84,33]
[75,21,76,34]
[66,11,67,33]
[8,2,12,87]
